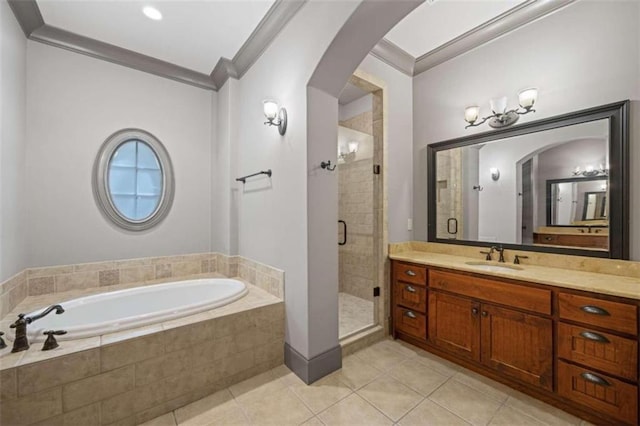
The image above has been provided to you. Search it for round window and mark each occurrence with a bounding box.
[93,129,174,231]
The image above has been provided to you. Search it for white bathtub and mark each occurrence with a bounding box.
[22,278,248,342]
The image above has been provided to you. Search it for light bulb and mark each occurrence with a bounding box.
[143,6,162,20]
[348,141,359,153]
[490,97,508,115]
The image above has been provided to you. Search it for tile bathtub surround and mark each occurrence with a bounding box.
[0,252,284,308]
[0,285,284,426]
[141,339,587,426]
[390,241,640,280]
[0,271,27,320]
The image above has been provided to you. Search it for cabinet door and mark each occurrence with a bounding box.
[480,305,553,390]
[428,291,480,362]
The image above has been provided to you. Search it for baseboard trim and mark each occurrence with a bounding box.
[284,343,342,384]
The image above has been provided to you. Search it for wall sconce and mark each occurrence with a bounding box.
[490,167,500,181]
[464,88,538,129]
[263,100,287,135]
[339,141,359,161]
[572,164,608,177]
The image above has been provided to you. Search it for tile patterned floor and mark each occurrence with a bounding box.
[339,292,373,338]
[143,339,595,426]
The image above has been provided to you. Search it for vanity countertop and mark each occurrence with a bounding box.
[390,250,640,301]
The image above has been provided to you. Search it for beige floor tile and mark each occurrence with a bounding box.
[388,359,449,396]
[318,393,392,426]
[301,416,325,426]
[334,355,382,390]
[228,370,287,404]
[239,387,313,426]
[452,370,513,403]
[397,399,470,426]
[353,341,410,371]
[377,339,419,358]
[269,364,306,387]
[175,389,248,426]
[505,392,581,426]
[357,375,423,422]
[413,350,462,378]
[140,412,177,426]
[489,405,546,426]
[290,372,353,414]
[428,380,502,426]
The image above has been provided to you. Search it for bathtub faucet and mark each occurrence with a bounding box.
[9,305,65,353]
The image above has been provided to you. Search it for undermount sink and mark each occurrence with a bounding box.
[464,262,523,272]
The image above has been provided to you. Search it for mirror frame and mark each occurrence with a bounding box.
[427,100,629,259]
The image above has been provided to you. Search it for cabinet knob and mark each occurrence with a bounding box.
[405,270,417,277]
[482,311,488,317]
[406,285,417,293]
[471,308,478,316]
[580,305,610,316]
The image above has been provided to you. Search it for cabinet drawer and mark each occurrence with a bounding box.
[393,262,427,285]
[430,270,551,315]
[394,281,427,312]
[558,323,638,381]
[559,293,637,335]
[558,360,638,424]
[394,306,427,340]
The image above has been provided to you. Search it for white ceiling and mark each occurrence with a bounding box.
[385,0,525,58]
[37,0,275,74]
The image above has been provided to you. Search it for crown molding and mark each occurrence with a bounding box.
[369,38,414,76]
[7,0,307,91]
[7,0,44,37]
[31,25,217,90]
[413,0,575,75]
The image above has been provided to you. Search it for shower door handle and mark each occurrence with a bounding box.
[338,220,347,246]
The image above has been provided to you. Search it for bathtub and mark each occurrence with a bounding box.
[21,278,248,342]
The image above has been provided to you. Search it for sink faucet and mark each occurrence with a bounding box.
[9,305,65,353]
[491,246,506,263]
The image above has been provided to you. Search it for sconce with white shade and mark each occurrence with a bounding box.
[263,100,287,135]
[490,167,500,181]
[572,164,608,177]
[464,88,538,129]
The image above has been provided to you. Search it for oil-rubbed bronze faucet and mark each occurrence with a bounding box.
[10,305,65,353]
[42,330,67,351]
[491,246,506,263]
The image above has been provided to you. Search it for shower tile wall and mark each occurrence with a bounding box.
[436,149,464,240]
[339,110,374,303]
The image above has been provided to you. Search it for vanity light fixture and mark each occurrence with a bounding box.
[263,100,287,135]
[142,6,162,21]
[490,167,500,181]
[464,88,538,129]
[572,164,608,177]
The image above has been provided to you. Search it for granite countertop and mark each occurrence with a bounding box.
[390,250,640,301]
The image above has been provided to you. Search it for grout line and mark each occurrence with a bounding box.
[171,409,178,426]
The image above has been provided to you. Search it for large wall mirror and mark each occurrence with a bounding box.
[427,101,629,259]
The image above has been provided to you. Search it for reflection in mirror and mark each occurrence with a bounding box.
[435,119,612,252]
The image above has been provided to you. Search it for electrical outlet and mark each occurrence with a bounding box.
[407,218,413,231]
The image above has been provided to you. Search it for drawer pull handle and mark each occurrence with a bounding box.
[580,305,610,316]
[580,372,611,387]
[406,285,417,293]
[405,270,417,277]
[404,311,417,319]
[579,331,610,343]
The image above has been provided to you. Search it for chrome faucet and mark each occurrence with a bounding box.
[491,246,506,263]
[10,305,65,353]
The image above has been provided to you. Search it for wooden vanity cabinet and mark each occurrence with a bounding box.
[390,259,640,425]
[427,272,553,390]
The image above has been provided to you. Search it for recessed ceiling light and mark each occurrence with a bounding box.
[143,6,162,21]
